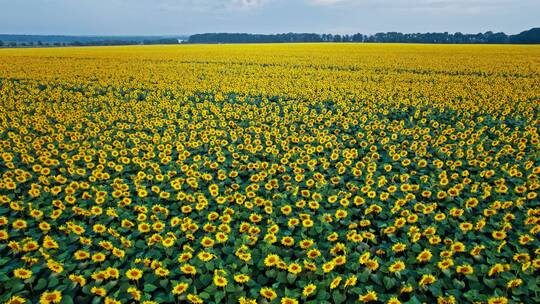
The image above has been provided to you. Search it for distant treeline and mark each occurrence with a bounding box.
[188,28,540,44]
[0,35,186,48]
[69,38,181,46]
[1,28,538,47]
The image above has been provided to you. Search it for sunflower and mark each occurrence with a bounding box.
[387,297,401,304]
[306,249,321,259]
[180,264,197,275]
[437,259,454,270]
[488,264,506,276]
[281,297,298,304]
[260,287,277,300]
[12,220,27,230]
[68,274,87,286]
[74,250,90,260]
[419,274,437,287]
[416,249,432,263]
[342,275,357,287]
[197,251,214,262]
[200,237,215,248]
[187,294,203,304]
[213,275,228,287]
[391,243,406,253]
[5,296,27,304]
[155,267,169,277]
[492,230,507,240]
[233,274,250,284]
[170,282,188,295]
[238,297,257,304]
[302,284,316,297]
[13,268,32,279]
[437,296,456,304]
[456,264,474,275]
[287,263,302,275]
[126,268,143,280]
[358,291,378,302]
[39,290,62,304]
[487,297,508,304]
[388,260,405,273]
[264,254,280,267]
[90,287,107,296]
[506,278,522,288]
[330,276,342,289]
[365,259,379,271]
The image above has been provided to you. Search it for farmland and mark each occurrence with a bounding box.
[0,44,539,304]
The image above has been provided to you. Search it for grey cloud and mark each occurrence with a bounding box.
[0,0,537,35]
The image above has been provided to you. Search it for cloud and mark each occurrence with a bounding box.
[0,0,537,35]
[148,0,271,12]
[309,0,347,5]
[231,0,266,9]
[306,0,518,9]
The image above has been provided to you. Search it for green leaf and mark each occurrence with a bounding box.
[317,290,329,301]
[135,240,146,249]
[277,272,287,284]
[159,279,169,288]
[61,295,74,304]
[0,272,9,282]
[483,278,496,289]
[428,284,442,296]
[511,288,525,296]
[332,291,346,304]
[35,278,47,290]
[226,284,236,293]
[144,284,158,292]
[48,276,59,288]
[200,274,212,286]
[463,290,479,301]
[287,273,297,284]
[370,273,382,285]
[214,290,225,303]
[257,274,269,285]
[359,271,369,282]
[453,279,466,290]
[200,292,210,300]
[527,278,539,292]
[383,277,395,289]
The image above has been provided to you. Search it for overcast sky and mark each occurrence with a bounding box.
[1,0,538,36]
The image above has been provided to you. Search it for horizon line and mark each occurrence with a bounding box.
[1,27,537,38]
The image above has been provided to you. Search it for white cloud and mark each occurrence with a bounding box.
[309,0,347,5]
[145,0,273,13]
[307,0,517,9]
[231,0,263,8]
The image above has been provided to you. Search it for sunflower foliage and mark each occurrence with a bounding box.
[0,44,539,304]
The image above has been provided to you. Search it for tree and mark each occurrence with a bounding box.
[351,33,364,42]
[509,28,540,44]
[185,28,537,45]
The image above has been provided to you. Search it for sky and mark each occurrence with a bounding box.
[0,0,538,36]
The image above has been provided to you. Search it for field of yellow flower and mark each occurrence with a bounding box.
[0,43,539,304]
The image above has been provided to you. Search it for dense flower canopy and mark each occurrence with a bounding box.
[0,44,539,303]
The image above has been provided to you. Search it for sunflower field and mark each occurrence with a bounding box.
[0,44,539,304]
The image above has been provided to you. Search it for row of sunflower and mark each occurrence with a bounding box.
[0,44,539,303]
